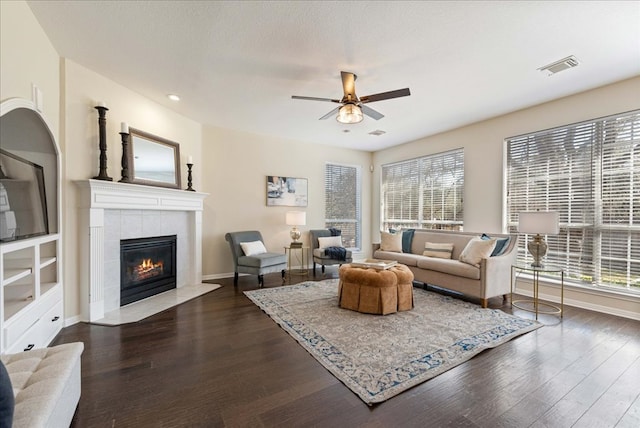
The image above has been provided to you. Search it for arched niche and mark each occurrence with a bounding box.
[0,99,60,240]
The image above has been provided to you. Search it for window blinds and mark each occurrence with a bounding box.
[324,163,362,250]
[507,110,639,291]
[381,149,464,231]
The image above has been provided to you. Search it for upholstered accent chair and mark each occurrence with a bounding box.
[309,229,353,276]
[225,230,286,287]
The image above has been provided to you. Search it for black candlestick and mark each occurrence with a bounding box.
[186,163,195,191]
[119,132,131,183]
[93,105,113,181]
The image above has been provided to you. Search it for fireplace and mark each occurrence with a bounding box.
[120,235,177,306]
[77,180,207,322]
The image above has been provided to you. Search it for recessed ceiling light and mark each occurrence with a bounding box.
[167,94,180,101]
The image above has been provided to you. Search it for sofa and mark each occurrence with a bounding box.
[372,229,518,308]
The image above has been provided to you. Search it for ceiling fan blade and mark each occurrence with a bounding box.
[292,95,341,103]
[359,88,411,104]
[340,71,357,101]
[319,107,340,120]
[361,105,384,120]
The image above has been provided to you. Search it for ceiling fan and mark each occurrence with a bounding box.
[292,71,410,124]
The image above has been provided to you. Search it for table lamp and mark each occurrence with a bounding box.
[518,210,559,268]
[286,211,306,248]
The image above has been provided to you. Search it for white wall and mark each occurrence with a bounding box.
[0,1,59,137]
[201,125,372,277]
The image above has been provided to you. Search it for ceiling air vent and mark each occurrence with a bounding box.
[538,55,579,76]
[369,130,386,136]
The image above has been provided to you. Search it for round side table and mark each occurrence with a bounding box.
[511,264,564,320]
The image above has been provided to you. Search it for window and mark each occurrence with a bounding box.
[506,110,640,293]
[381,149,464,231]
[325,163,361,250]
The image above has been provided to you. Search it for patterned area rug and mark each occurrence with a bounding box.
[245,279,542,405]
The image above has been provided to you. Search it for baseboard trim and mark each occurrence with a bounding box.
[63,314,82,328]
[202,272,235,281]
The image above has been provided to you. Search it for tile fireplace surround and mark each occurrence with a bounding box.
[76,180,208,322]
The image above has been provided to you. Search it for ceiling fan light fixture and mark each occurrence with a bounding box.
[337,103,363,124]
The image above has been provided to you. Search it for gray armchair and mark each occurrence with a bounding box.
[309,229,353,276]
[225,230,286,287]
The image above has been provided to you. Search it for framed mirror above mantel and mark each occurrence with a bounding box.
[127,128,181,189]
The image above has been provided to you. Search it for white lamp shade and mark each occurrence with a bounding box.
[518,211,559,234]
[286,211,306,226]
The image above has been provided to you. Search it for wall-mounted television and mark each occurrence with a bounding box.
[0,148,49,242]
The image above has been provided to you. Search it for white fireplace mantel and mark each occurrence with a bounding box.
[76,180,208,322]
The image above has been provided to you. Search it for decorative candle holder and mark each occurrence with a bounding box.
[118,131,131,183]
[92,105,113,181]
[186,163,195,191]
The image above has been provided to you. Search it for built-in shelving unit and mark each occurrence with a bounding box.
[1,98,63,354]
[1,234,59,320]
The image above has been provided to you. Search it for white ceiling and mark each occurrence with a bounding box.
[27,1,640,152]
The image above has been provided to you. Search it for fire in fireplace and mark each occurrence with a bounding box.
[134,258,164,282]
[120,235,177,306]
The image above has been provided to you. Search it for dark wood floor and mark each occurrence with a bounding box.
[52,270,640,428]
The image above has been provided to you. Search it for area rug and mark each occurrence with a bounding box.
[245,279,541,405]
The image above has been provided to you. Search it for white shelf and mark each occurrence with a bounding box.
[40,257,57,269]
[3,268,33,287]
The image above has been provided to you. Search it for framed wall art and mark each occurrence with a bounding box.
[266,176,308,207]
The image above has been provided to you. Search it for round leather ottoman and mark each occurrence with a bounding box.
[338,263,414,315]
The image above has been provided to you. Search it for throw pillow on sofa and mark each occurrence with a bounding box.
[401,229,415,253]
[380,231,403,252]
[481,233,510,256]
[388,228,415,253]
[423,242,454,259]
[459,237,497,268]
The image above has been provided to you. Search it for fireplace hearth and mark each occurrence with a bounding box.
[120,235,177,306]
